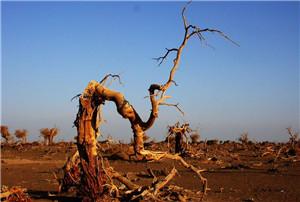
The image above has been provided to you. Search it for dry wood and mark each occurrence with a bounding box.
[0,191,11,199]
[153,167,177,195]
[74,82,107,202]
[139,150,208,194]
[147,168,158,185]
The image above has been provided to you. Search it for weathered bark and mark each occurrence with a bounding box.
[94,83,160,155]
[74,81,107,201]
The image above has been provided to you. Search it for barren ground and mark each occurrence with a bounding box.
[1,141,300,201]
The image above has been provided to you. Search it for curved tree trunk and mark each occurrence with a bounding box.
[94,84,158,155]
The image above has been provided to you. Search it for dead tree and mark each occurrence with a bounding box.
[15,129,28,144]
[287,127,299,149]
[166,122,192,154]
[74,2,236,158]
[63,2,237,200]
[286,127,299,156]
[39,127,59,145]
[1,125,13,144]
[73,85,107,202]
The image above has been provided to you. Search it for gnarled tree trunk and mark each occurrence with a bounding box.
[74,82,107,202]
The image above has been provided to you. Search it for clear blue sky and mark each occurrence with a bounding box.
[1,1,299,142]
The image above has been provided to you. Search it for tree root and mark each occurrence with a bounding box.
[60,148,208,201]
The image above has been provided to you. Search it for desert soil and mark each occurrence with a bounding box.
[1,141,300,201]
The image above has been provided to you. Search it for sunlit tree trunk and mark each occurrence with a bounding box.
[74,82,107,201]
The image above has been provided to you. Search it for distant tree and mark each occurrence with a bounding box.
[40,127,59,145]
[1,125,13,143]
[286,127,299,149]
[15,129,28,144]
[238,132,249,144]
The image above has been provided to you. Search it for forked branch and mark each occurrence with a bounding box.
[153,48,179,66]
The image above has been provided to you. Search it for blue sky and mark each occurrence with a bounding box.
[1,1,299,142]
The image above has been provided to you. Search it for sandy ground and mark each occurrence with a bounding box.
[1,142,300,201]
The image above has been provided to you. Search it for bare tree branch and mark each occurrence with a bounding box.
[170,80,179,86]
[153,48,178,66]
[99,74,122,86]
[153,167,178,195]
[159,103,184,116]
[188,27,240,47]
[182,0,192,29]
[71,94,81,102]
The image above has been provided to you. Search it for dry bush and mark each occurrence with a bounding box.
[40,127,59,145]
[1,125,13,143]
[15,129,28,144]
